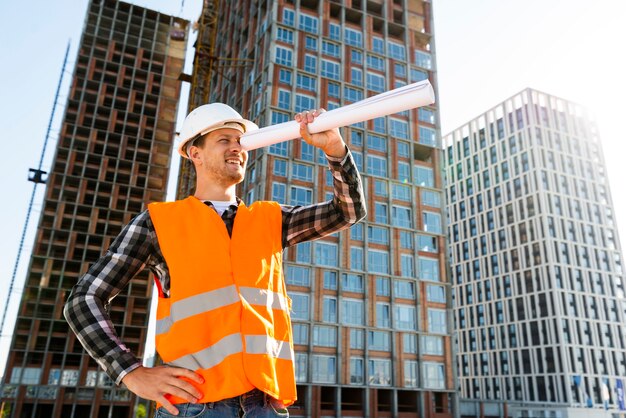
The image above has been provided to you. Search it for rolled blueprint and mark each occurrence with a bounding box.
[239,79,435,151]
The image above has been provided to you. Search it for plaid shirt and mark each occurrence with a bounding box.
[64,150,366,385]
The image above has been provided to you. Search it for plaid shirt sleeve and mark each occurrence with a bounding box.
[281,148,367,247]
[63,210,164,385]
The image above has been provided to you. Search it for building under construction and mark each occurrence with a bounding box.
[178,0,455,417]
[0,1,187,417]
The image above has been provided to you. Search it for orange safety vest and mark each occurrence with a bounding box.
[148,196,296,405]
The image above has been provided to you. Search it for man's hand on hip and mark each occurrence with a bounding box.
[295,109,347,159]
[122,365,204,415]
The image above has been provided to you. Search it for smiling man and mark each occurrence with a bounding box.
[64,103,366,417]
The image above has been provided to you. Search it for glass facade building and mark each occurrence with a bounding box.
[444,89,626,417]
[178,0,454,416]
[0,1,187,417]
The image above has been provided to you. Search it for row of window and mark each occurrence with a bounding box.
[295,353,445,389]
[10,367,113,387]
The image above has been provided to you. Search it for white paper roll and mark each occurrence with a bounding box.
[239,79,435,151]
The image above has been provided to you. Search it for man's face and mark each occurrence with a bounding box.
[190,128,248,186]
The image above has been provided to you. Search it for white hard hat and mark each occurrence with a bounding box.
[177,103,258,158]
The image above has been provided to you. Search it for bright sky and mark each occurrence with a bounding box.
[0,0,625,377]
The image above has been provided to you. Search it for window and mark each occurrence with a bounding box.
[329,23,341,40]
[343,273,364,293]
[323,270,337,290]
[321,59,340,80]
[352,151,363,171]
[289,293,309,320]
[392,184,411,201]
[290,186,312,205]
[374,202,388,223]
[372,37,384,54]
[397,141,410,157]
[273,159,287,176]
[422,211,442,234]
[282,9,295,26]
[322,40,340,57]
[305,35,317,50]
[351,49,363,64]
[374,116,387,133]
[388,41,406,60]
[392,206,412,228]
[292,163,313,181]
[428,308,447,334]
[295,353,307,382]
[374,179,388,197]
[341,298,364,325]
[11,367,41,384]
[404,360,418,387]
[369,331,391,351]
[344,86,363,102]
[422,362,445,389]
[394,304,417,330]
[277,89,291,109]
[419,108,435,124]
[394,62,407,78]
[296,242,311,264]
[350,357,364,384]
[350,328,364,349]
[411,67,428,82]
[376,303,391,328]
[403,333,417,354]
[285,265,310,286]
[367,54,385,71]
[367,134,387,152]
[293,323,309,345]
[427,285,445,303]
[275,47,293,66]
[322,296,337,323]
[344,27,363,47]
[376,277,390,296]
[351,68,363,86]
[279,68,292,84]
[368,226,389,245]
[313,325,337,347]
[351,223,363,240]
[301,142,315,161]
[400,254,415,278]
[369,359,391,386]
[422,190,441,207]
[315,242,338,267]
[272,182,286,203]
[421,335,444,355]
[367,155,387,177]
[414,166,434,187]
[395,279,415,298]
[368,250,390,274]
[299,14,319,34]
[327,82,340,98]
[414,50,432,69]
[400,231,413,249]
[419,126,436,146]
[312,355,336,383]
[397,162,410,182]
[303,54,317,73]
[367,73,385,92]
[296,75,316,92]
[277,27,294,44]
[419,257,440,281]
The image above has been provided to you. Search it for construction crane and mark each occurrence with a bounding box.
[0,42,70,344]
[176,0,253,199]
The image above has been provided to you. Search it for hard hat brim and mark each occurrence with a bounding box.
[177,118,258,159]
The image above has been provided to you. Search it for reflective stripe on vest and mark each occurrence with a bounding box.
[156,286,289,336]
[168,334,294,370]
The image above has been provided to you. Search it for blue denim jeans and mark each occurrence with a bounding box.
[154,388,289,418]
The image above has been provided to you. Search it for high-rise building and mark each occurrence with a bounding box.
[179,1,455,417]
[0,1,187,417]
[444,89,626,417]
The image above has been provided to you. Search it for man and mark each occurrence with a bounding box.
[64,104,366,417]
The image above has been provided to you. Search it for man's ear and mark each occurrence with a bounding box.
[189,145,201,163]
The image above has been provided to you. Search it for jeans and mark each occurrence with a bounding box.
[154,388,289,418]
